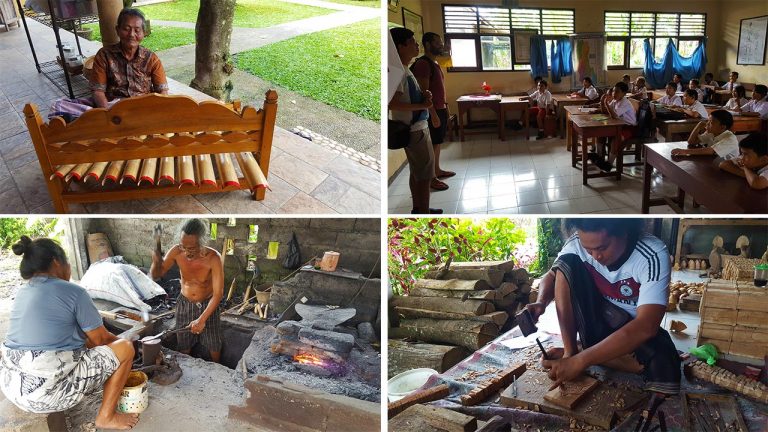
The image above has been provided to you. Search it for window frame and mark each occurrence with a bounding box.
[604,10,706,70]
[443,4,575,73]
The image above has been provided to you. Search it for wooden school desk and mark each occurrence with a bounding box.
[456,94,502,142]
[656,109,764,142]
[642,142,768,214]
[564,105,599,151]
[570,115,627,185]
[499,96,529,141]
[553,94,589,138]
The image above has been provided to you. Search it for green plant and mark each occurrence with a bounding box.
[388,218,527,296]
[529,218,565,276]
[0,218,60,249]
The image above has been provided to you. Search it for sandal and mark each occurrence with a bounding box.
[437,170,456,179]
[431,179,449,191]
[411,208,444,214]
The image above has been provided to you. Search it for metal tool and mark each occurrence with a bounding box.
[634,393,667,432]
[139,327,191,342]
[516,309,550,360]
[512,374,518,397]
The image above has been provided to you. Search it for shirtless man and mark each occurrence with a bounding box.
[150,219,224,363]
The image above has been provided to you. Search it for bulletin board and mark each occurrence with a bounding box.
[737,15,768,65]
[570,33,606,89]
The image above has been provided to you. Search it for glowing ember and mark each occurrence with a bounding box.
[294,353,326,367]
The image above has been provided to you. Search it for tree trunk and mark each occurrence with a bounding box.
[191,0,236,100]
[394,307,508,327]
[424,268,505,287]
[391,296,494,315]
[413,278,491,291]
[387,340,469,378]
[390,318,499,350]
[447,261,516,272]
[409,287,500,300]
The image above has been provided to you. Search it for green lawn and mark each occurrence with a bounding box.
[323,0,379,7]
[236,19,380,121]
[84,24,196,52]
[137,0,334,28]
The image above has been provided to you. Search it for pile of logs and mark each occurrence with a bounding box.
[722,256,765,281]
[389,261,533,361]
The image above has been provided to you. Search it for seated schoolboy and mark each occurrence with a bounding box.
[723,86,748,111]
[527,76,543,97]
[670,89,709,119]
[721,71,740,92]
[735,84,768,119]
[589,81,637,171]
[622,74,631,87]
[702,72,719,89]
[656,82,683,107]
[522,79,554,139]
[673,73,684,92]
[689,79,705,102]
[629,77,649,100]
[718,132,768,190]
[671,110,739,160]
[570,76,599,101]
[584,88,610,109]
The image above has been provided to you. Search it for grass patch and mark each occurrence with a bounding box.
[84,24,196,52]
[323,0,379,7]
[137,0,333,28]
[236,19,380,121]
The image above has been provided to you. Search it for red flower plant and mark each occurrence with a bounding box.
[481,81,492,94]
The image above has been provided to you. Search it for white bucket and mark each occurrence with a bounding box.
[387,368,437,402]
[117,371,149,413]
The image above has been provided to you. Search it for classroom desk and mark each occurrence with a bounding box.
[656,111,764,141]
[650,89,685,101]
[570,115,627,185]
[456,94,502,142]
[712,90,732,106]
[553,94,589,138]
[499,96,529,141]
[642,142,768,214]
[563,105,599,151]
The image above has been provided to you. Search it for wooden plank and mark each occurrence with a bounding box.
[543,375,599,409]
[413,279,492,291]
[409,287,500,300]
[388,404,477,432]
[460,363,526,406]
[388,340,469,378]
[475,416,511,432]
[387,384,450,419]
[394,308,508,327]
[391,296,494,316]
[424,268,505,287]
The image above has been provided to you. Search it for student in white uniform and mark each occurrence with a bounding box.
[672,73,684,92]
[590,81,637,172]
[657,82,683,107]
[723,86,748,111]
[523,79,554,139]
[570,76,599,101]
[688,79,705,102]
[527,76,543,97]
[674,89,709,119]
[719,132,768,190]
[671,110,739,160]
[736,85,768,119]
[703,72,719,89]
[629,76,649,100]
[721,71,740,92]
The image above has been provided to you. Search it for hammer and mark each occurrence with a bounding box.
[516,309,550,360]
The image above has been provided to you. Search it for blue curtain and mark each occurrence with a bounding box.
[550,39,572,83]
[643,38,707,89]
[530,36,548,79]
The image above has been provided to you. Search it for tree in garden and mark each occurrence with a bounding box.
[190,0,236,100]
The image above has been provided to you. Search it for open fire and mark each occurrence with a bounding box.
[293,353,325,367]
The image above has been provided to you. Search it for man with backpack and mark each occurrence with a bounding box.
[411,32,455,192]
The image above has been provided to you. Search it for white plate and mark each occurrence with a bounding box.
[387,368,438,402]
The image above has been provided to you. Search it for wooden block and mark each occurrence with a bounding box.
[388,340,469,378]
[543,375,599,409]
[460,363,526,406]
[701,307,737,324]
[448,261,516,272]
[698,323,734,341]
[731,326,768,344]
[387,384,450,418]
[736,310,768,329]
[702,287,738,309]
[413,278,492,292]
[737,290,768,312]
[388,404,477,432]
[424,268,505,287]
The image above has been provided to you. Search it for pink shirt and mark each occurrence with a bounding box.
[411,57,447,110]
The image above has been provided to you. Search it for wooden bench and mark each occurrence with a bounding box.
[24,91,278,213]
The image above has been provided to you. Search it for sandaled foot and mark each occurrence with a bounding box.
[411,208,444,214]
[430,179,449,191]
[436,170,456,179]
[95,412,140,430]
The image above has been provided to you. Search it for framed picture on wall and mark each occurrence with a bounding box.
[513,30,537,63]
[737,15,768,65]
[388,0,399,12]
[402,7,423,50]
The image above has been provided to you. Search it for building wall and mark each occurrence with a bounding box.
[72,218,381,292]
[715,0,768,85]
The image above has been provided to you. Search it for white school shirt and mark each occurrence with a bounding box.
[740,97,768,119]
[698,130,739,159]
[759,165,768,182]
[658,94,683,106]
[704,79,719,89]
[722,82,740,92]
[582,85,599,100]
[611,97,637,125]
[694,88,705,102]
[675,82,684,92]
[634,85,649,100]
[685,100,709,119]
[557,233,671,317]
[531,89,553,108]
[724,97,748,110]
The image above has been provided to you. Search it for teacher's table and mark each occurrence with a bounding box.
[456,94,502,142]
[499,96,529,141]
[553,94,589,138]
[642,142,768,213]
[570,115,627,184]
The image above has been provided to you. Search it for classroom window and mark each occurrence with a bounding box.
[443,5,574,72]
[605,11,706,69]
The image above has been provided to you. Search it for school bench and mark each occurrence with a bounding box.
[23,91,278,213]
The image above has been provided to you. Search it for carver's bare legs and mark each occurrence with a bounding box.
[95,339,139,430]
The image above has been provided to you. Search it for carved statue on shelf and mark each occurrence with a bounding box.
[735,235,751,258]
[708,235,725,276]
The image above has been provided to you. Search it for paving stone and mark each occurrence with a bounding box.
[269,152,328,194]
[277,192,336,214]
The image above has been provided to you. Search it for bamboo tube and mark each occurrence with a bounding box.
[138,158,158,185]
[51,164,76,181]
[215,153,240,188]
[178,155,196,187]
[196,154,216,187]
[65,163,92,182]
[85,161,109,182]
[235,152,271,191]
[158,157,175,185]
[102,160,125,185]
[120,159,141,184]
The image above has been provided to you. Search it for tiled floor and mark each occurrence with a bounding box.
[388,130,711,215]
[0,17,380,214]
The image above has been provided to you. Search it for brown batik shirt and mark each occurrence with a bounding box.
[90,43,169,100]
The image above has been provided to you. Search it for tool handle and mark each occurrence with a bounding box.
[536,338,550,360]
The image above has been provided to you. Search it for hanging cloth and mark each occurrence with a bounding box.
[550,39,573,83]
[282,233,301,269]
[643,38,707,89]
[530,36,549,79]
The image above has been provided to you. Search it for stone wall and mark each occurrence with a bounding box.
[71,218,381,292]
